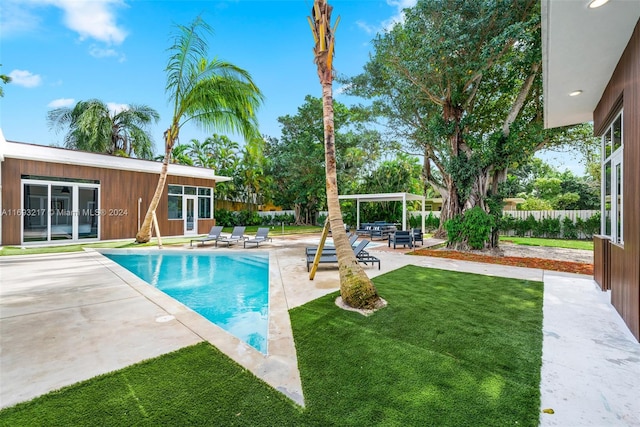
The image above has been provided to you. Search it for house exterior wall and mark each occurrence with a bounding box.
[1,158,217,245]
[593,20,640,341]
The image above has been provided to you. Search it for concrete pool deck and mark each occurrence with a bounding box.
[1,235,639,425]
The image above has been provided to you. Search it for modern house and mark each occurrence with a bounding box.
[542,1,639,341]
[0,129,230,246]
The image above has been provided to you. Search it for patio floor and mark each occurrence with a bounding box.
[1,234,639,425]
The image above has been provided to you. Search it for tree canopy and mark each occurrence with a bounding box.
[47,99,160,159]
[136,16,264,243]
[264,95,383,225]
[344,0,596,249]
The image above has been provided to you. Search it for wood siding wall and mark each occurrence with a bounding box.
[593,20,640,341]
[1,158,217,245]
[594,235,611,291]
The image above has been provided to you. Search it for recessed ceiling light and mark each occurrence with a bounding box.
[588,0,610,8]
[569,90,583,97]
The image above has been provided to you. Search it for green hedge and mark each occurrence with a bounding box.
[214,209,295,227]
[499,212,600,240]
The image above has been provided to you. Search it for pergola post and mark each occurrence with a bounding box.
[402,193,407,230]
[421,198,426,233]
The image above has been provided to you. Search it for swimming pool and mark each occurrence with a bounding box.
[103,251,269,354]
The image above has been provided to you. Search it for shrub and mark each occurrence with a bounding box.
[562,216,578,240]
[537,217,561,238]
[500,215,518,234]
[214,209,236,227]
[425,212,440,231]
[444,207,494,250]
[581,212,601,239]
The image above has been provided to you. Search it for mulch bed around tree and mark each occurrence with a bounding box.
[411,248,594,275]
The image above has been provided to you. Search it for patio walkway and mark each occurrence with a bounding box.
[1,234,639,425]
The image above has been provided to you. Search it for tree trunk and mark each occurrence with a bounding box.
[310,0,381,310]
[321,82,380,309]
[135,127,176,243]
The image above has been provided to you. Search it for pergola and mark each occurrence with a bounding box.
[338,192,425,232]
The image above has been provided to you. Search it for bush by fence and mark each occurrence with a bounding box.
[219,208,601,240]
[410,210,600,240]
[214,209,296,227]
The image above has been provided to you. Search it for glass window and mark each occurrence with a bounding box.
[184,186,197,195]
[198,187,211,196]
[198,196,211,219]
[79,187,99,239]
[601,110,623,241]
[168,195,183,219]
[50,185,73,241]
[612,115,622,152]
[168,185,183,195]
[603,161,612,236]
[23,184,48,242]
[603,129,612,159]
[616,162,622,244]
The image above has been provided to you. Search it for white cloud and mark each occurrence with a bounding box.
[335,83,353,96]
[0,0,127,45]
[48,98,75,108]
[107,102,129,115]
[8,70,43,88]
[382,0,418,32]
[356,0,417,36]
[54,0,128,44]
[0,1,41,37]
[89,45,118,58]
[356,20,378,35]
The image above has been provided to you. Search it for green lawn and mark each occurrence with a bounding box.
[0,266,543,426]
[500,236,593,251]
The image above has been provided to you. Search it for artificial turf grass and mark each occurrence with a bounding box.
[0,342,304,427]
[290,265,544,426]
[0,265,543,426]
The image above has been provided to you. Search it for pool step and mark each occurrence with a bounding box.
[234,254,269,269]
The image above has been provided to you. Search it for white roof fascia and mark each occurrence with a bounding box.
[0,137,231,182]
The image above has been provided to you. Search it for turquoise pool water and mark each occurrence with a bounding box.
[103,251,269,354]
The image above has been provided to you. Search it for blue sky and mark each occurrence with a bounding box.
[1,0,584,174]
[1,0,415,155]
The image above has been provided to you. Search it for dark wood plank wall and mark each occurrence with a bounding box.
[1,159,218,245]
[593,235,610,291]
[594,20,640,341]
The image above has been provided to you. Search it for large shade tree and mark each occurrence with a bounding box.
[48,99,159,159]
[345,0,590,248]
[265,95,381,225]
[308,0,381,310]
[135,17,263,243]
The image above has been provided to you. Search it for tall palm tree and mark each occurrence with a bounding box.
[135,17,263,243]
[47,99,159,159]
[308,0,382,310]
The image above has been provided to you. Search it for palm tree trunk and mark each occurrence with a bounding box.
[309,0,381,310]
[321,82,380,309]
[135,130,173,243]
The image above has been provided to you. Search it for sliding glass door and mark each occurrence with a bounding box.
[22,179,100,244]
